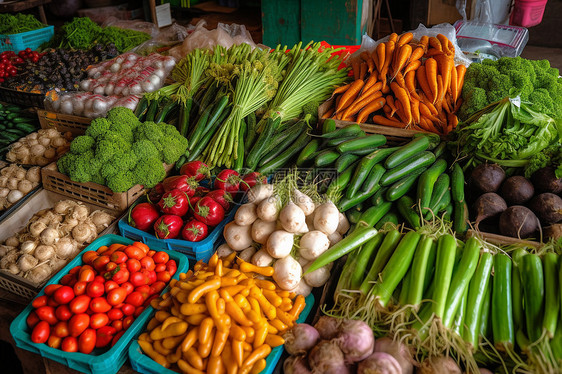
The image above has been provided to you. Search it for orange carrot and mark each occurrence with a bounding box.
[436,54,454,98]
[382,85,390,94]
[447,40,455,55]
[437,34,450,54]
[442,95,452,114]
[386,95,397,116]
[332,83,350,96]
[405,70,420,100]
[393,44,412,76]
[335,94,343,111]
[383,104,392,114]
[416,66,433,103]
[363,73,378,92]
[373,114,406,128]
[391,82,411,125]
[375,42,386,74]
[388,33,398,43]
[395,72,407,90]
[394,100,409,126]
[456,65,467,96]
[361,51,374,73]
[429,36,442,51]
[420,35,429,52]
[448,112,459,129]
[424,58,438,103]
[419,116,440,134]
[336,79,364,112]
[397,32,413,47]
[357,81,383,102]
[453,97,463,113]
[425,49,444,57]
[322,107,335,119]
[450,64,458,100]
[410,46,425,63]
[403,60,421,76]
[411,97,421,125]
[359,62,367,80]
[351,60,360,81]
[357,97,386,124]
[343,91,383,118]
[435,74,445,110]
[419,101,441,122]
[380,41,395,89]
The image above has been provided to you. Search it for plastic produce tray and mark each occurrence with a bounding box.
[0,86,45,108]
[0,26,54,53]
[10,234,189,374]
[128,293,315,374]
[118,199,238,263]
[0,185,40,224]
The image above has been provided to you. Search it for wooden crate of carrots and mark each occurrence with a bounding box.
[322,31,467,136]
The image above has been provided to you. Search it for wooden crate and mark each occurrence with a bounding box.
[465,229,541,249]
[318,98,435,145]
[37,110,92,137]
[41,163,173,213]
[0,188,119,300]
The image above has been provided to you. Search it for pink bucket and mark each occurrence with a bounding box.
[510,0,548,27]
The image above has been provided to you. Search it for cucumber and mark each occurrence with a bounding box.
[319,124,364,139]
[335,153,360,173]
[14,123,37,133]
[380,152,436,186]
[259,124,306,166]
[296,139,321,167]
[433,142,447,159]
[346,147,397,198]
[417,158,447,210]
[386,166,428,202]
[327,162,357,195]
[451,163,465,203]
[414,133,440,150]
[347,209,362,225]
[453,201,468,235]
[258,131,310,175]
[134,96,149,119]
[154,100,177,123]
[324,135,358,148]
[315,150,340,167]
[322,119,336,134]
[357,201,392,227]
[350,145,382,156]
[361,164,386,193]
[336,134,387,153]
[385,136,430,169]
[426,173,451,216]
[375,211,399,229]
[370,187,388,207]
[397,195,421,229]
[339,184,381,211]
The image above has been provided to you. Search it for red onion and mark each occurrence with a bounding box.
[283,324,321,355]
[335,319,375,363]
[313,316,341,340]
[308,340,350,374]
[283,355,312,374]
[374,337,415,374]
[357,352,403,374]
[417,356,462,374]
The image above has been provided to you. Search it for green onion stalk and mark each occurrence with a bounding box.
[202,46,289,168]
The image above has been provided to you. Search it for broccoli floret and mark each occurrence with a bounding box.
[132,157,166,188]
[100,151,138,179]
[131,139,160,160]
[67,150,95,183]
[133,121,163,143]
[106,171,136,193]
[459,87,488,120]
[95,132,131,162]
[302,102,319,124]
[56,152,77,175]
[158,124,188,164]
[496,57,523,74]
[69,135,95,154]
[85,118,111,139]
[531,59,551,72]
[109,121,134,144]
[106,107,141,129]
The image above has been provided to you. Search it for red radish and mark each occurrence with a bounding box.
[241,172,267,192]
[193,197,225,226]
[148,183,164,203]
[161,175,198,196]
[179,161,210,181]
[189,196,202,211]
[129,203,160,231]
[181,219,209,242]
[158,189,190,216]
[214,169,241,194]
[153,215,183,239]
[206,189,233,211]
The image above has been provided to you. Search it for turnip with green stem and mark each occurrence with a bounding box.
[298,230,330,261]
[266,230,294,259]
[234,203,258,226]
[256,194,281,222]
[250,218,276,244]
[279,200,306,233]
[294,189,315,216]
[273,255,302,290]
[251,249,274,267]
[314,201,340,235]
[303,263,331,287]
[224,222,252,251]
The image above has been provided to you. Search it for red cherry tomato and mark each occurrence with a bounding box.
[60,274,75,286]
[152,251,170,264]
[26,311,40,329]
[82,252,98,265]
[31,295,48,309]
[93,256,110,272]
[90,313,109,329]
[73,281,87,296]
[55,305,72,321]
[69,295,91,314]
[165,260,177,275]
[47,298,60,308]
[111,331,125,347]
[78,329,97,354]
[125,291,145,307]
[147,250,156,257]
[79,266,95,283]
[135,285,151,299]
[31,321,50,344]
[140,256,155,271]
[154,264,166,273]
[107,308,123,321]
[142,269,157,285]
[129,272,147,287]
[96,326,117,348]
[69,266,81,275]
[123,315,135,331]
[111,320,123,332]
[104,280,119,293]
[107,287,127,306]
[121,282,134,295]
[125,258,141,273]
[86,282,105,298]
[53,321,70,338]
[69,314,90,337]
[93,275,106,284]
[124,245,145,261]
[44,284,62,296]
[121,303,135,316]
[133,306,145,318]
[53,286,75,305]
[110,251,128,264]
[157,271,172,283]
[61,336,78,352]
[90,297,112,313]
[151,281,166,294]
[47,335,61,349]
[35,306,57,325]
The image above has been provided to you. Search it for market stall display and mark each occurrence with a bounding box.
[0,102,40,154]
[5,128,71,166]
[0,164,40,212]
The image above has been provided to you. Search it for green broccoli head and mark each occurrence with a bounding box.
[109,121,134,144]
[132,157,166,189]
[507,70,533,100]
[69,135,95,154]
[67,150,95,183]
[158,124,188,164]
[106,107,141,129]
[85,118,111,139]
[131,139,160,160]
[95,132,131,162]
[531,59,551,72]
[133,121,163,143]
[56,152,77,175]
[106,171,136,193]
[459,87,488,120]
[100,151,138,179]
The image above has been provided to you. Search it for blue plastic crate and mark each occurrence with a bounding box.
[129,293,315,374]
[118,198,238,263]
[9,234,189,374]
[0,26,54,53]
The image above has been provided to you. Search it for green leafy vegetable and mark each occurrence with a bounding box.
[0,14,46,35]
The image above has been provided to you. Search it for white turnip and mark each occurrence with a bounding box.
[55,237,78,258]
[303,263,331,287]
[273,255,302,290]
[216,243,234,258]
[289,278,313,297]
[40,227,60,246]
[283,356,311,374]
[328,231,343,246]
[294,189,315,216]
[279,201,307,234]
[314,316,341,340]
[266,230,294,259]
[283,323,320,355]
[20,241,37,254]
[417,356,461,374]
[72,223,93,243]
[337,212,350,234]
[17,254,38,272]
[247,184,274,204]
[298,231,330,260]
[5,236,19,247]
[235,203,258,226]
[251,249,274,267]
[305,213,315,231]
[357,352,402,374]
[256,194,280,222]
[251,219,276,244]
[34,245,55,261]
[239,246,256,262]
[223,222,252,251]
[7,190,23,204]
[28,263,51,284]
[314,201,340,235]
[90,211,114,233]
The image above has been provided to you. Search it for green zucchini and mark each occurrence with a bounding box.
[296,139,321,167]
[385,135,430,169]
[336,134,386,153]
[451,163,465,203]
[380,151,436,186]
[361,164,386,193]
[315,149,340,167]
[322,119,337,134]
[335,153,359,173]
[492,253,515,351]
[386,166,427,202]
[417,158,447,210]
[318,124,363,139]
[397,195,421,229]
[346,147,397,198]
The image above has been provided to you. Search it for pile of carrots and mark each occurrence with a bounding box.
[323,32,467,135]
[138,252,305,374]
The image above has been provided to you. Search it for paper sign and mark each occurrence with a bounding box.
[155,3,172,28]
